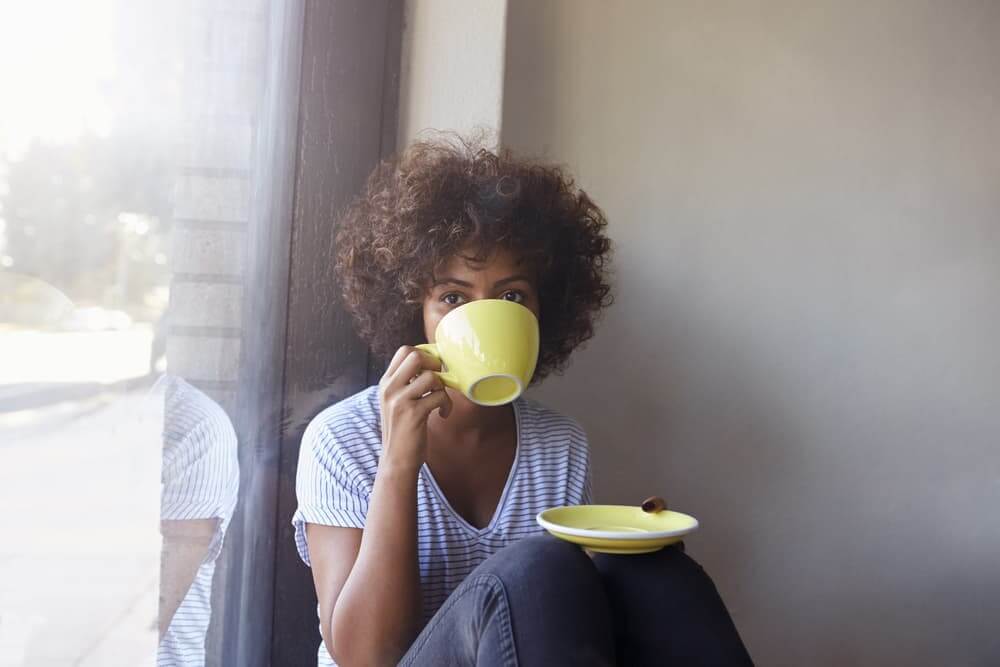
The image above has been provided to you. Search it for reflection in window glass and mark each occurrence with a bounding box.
[0,2,275,665]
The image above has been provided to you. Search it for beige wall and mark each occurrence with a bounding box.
[398,0,508,146]
[504,2,1000,664]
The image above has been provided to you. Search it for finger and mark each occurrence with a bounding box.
[438,389,452,418]
[387,350,442,392]
[416,387,452,419]
[413,347,443,372]
[403,370,444,399]
[383,346,414,380]
[385,349,423,391]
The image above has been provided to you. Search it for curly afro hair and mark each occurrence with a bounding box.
[335,135,613,381]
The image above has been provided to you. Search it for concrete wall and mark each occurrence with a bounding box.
[504,2,1000,664]
[397,0,507,147]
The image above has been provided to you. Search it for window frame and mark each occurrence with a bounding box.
[209,2,403,665]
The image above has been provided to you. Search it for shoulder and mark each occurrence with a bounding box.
[306,385,380,434]
[515,397,589,458]
[301,386,382,466]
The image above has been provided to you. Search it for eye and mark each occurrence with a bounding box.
[499,290,525,304]
[441,292,466,306]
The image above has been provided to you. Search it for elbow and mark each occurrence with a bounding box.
[328,613,404,667]
[319,614,356,667]
[326,622,355,666]
[319,618,338,665]
[326,613,374,667]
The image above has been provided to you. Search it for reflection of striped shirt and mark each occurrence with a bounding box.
[158,377,240,667]
[292,386,592,667]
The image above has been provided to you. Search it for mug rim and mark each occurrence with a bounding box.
[467,373,523,407]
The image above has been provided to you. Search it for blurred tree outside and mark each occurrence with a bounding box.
[1,132,173,322]
[0,0,183,327]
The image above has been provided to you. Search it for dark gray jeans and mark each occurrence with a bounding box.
[399,536,753,666]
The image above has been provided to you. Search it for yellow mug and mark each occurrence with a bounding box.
[416,299,539,406]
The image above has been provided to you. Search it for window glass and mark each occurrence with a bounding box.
[0,1,285,664]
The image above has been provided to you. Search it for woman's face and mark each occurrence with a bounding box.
[422,247,540,343]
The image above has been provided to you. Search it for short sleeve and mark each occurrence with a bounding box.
[292,414,373,566]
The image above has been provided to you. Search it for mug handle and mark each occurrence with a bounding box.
[415,344,459,389]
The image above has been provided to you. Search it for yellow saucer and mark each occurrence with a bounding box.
[536,505,699,554]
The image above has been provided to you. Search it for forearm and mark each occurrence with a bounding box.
[158,519,218,638]
[330,462,423,665]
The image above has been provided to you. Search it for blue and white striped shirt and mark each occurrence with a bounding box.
[293,386,591,667]
[158,377,240,667]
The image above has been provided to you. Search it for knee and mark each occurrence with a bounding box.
[479,535,600,596]
[594,542,698,574]
[506,534,587,566]
[512,535,593,575]
[594,544,717,599]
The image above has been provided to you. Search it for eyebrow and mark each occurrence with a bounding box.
[433,277,474,288]
[492,274,533,288]
[432,274,533,289]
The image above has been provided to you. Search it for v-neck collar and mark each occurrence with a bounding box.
[420,400,522,536]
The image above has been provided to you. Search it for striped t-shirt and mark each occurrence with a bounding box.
[292,385,591,667]
[158,376,240,667]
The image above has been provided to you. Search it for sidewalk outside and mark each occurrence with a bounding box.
[0,327,160,666]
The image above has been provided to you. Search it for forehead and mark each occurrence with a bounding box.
[435,246,525,277]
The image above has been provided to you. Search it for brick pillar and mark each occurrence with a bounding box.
[167,1,267,416]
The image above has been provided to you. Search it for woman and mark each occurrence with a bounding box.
[293,137,752,666]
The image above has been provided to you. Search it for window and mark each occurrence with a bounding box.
[0,2,401,664]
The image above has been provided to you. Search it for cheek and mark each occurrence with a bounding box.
[422,303,441,342]
[525,293,542,320]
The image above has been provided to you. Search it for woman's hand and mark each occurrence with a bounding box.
[378,345,452,472]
